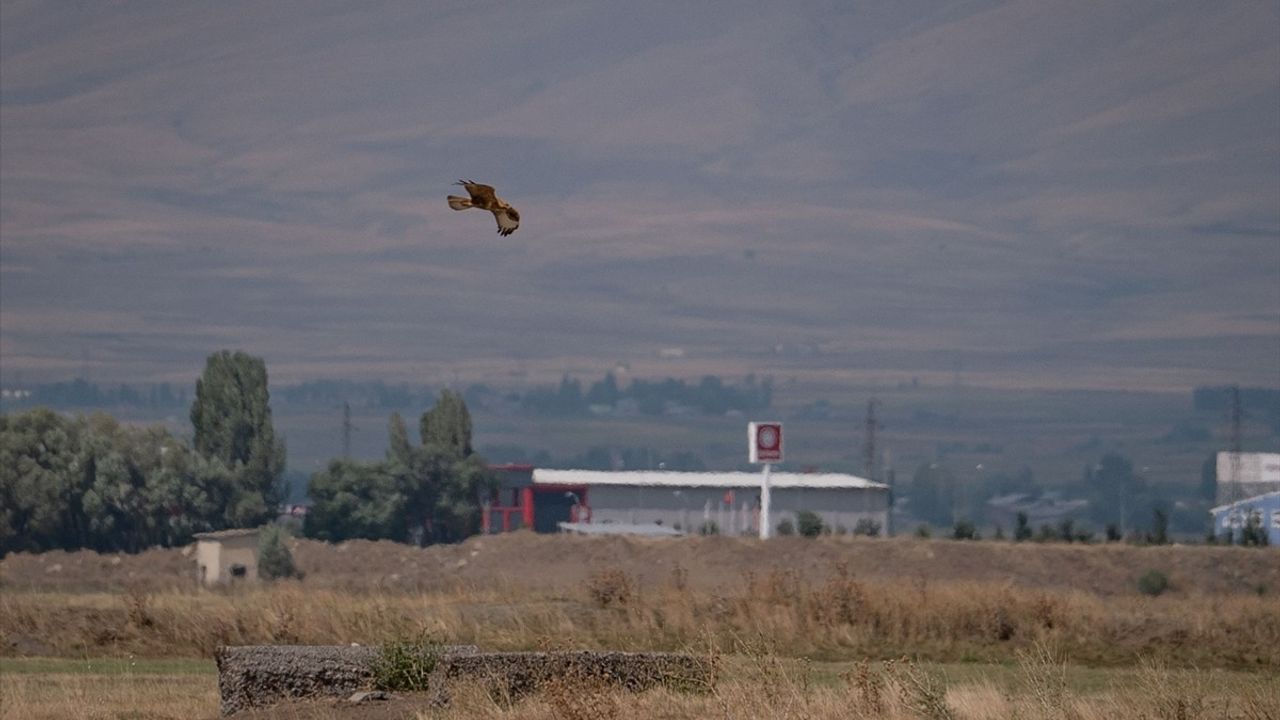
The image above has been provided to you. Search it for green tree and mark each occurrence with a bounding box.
[303,392,494,546]
[0,408,238,555]
[258,524,300,580]
[304,459,406,542]
[388,413,414,467]
[1083,453,1147,532]
[910,462,956,526]
[1147,508,1170,545]
[79,414,155,553]
[152,449,238,544]
[190,350,285,526]
[413,391,492,543]
[419,389,472,457]
[1198,454,1217,503]
[586,373,620,408]
[0,409,87,553]
[1013,511,1032,542]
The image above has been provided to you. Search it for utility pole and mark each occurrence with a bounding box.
[1227,385,1243,504]
[884,447,895,537]
[342,401,353,459]
[863,398,880,481]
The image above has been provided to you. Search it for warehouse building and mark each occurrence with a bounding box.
[483,465,890,536]
[1215,452,1280,504]
[1210,491,1280,546]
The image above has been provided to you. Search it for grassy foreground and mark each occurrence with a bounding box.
[2,651,1277,720]
[0,657,216,720]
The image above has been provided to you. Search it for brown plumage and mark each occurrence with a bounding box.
[447,179,520,236]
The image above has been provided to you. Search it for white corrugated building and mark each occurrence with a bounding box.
[531,469,890,536]
[1215,452,1280,504]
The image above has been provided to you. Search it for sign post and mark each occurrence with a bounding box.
[748,422,783,539]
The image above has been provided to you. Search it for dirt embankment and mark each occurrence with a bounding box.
[2,533,1276,597]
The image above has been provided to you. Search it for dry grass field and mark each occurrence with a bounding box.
[1,533,1278,718]
[2,651,1277,720]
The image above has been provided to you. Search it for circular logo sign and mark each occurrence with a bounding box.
[758,425,779,449]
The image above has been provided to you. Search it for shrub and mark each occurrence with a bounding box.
[1013,512,1032,542]
[372,632,440,691]
[776,518,795,536]
[915,524,931,539]
[698,520,720,536]
[853,518,881,537]
[1137,569,1169,597]
[1146,508,1169,545]
[952,520,979,540]
[258,525,301,581]
[1239,512,1269,547]
[587,568,633,608]
[796,510,825,538]
[1056,518,1075,543]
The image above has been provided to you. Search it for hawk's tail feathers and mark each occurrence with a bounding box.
[447,196,471,210]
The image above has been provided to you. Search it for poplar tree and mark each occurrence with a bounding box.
[190,350,285,526]
[418,389,472,456]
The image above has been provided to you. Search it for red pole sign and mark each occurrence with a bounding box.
[749,422,783,463]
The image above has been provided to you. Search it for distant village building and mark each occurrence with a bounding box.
[483,466,889,536]
[1210,491,1280,545]
[193,528,260,586]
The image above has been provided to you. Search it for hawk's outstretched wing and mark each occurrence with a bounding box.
[448,179,519,237]
[493,208,519,237]
[456,180,498,208]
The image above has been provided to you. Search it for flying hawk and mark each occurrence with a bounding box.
[447,180,520,236]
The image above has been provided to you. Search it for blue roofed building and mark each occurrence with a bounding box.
[1209,491,1280,545]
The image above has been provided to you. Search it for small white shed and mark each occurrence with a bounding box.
[193,528,260,586]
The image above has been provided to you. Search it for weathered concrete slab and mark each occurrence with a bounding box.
[214,644,475,716]
[431,650,713,701]
[215,645,711,716]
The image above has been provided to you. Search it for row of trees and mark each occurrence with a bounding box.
[303,390,493,544]
[0,351,284,555]
[0,379,189,410]
[515,373,773,417]
[906,452,1216,536]
[0,378,440,412]
[1,352,495,555]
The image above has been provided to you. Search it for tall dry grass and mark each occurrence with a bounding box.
[1,646,1275,720]
[0,672,216,720]
[430,642,1280,720]
[2,565,1277,668]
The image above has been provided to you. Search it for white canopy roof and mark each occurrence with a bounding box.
[533,468,887,490]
